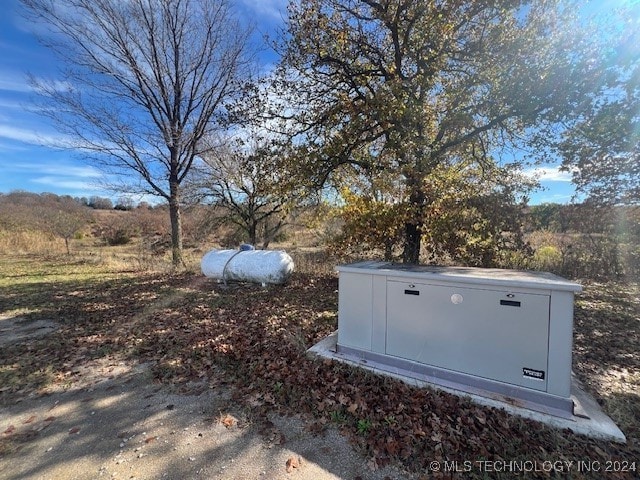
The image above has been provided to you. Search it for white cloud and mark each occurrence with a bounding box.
[0,124,70,147]
[31,176,97,190]
[0,140,29,152]
[0,124,42,144]
[0,98,27,110]
[240,0,288,21]
[534,192,574,203]
[30,77,74,95]
[2,158,104,189]
[0,70,32,93]
[19,163,102,178]
[523,166,575,182]
[20,162,109,197]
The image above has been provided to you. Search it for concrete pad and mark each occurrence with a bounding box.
[308,331,626,443]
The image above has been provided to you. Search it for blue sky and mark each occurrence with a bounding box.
[0,0,289,203]
[0,0,586,204]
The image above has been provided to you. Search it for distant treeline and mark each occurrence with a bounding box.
[525,203,640,237]
[0,190,155,211]
[1,190,638,281]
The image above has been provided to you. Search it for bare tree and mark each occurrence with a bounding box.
[191,135,303,249]
[45,203,90,254]
[21,0,254,266]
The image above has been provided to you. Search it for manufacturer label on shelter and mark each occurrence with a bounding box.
[523,368,546,380]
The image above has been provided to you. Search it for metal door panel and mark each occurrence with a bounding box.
[385,280,550,391]
[337,273,373,350]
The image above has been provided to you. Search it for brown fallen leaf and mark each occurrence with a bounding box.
[44,416,56,422]
[385,439,399,455]
[220,414,236,428]
[285,456,300,473]
[145,436,157,444]
[3,425,15,435]
[23,415,37,424]
[68,427,80,435]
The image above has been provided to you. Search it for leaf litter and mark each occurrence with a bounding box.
[0,268,639,478]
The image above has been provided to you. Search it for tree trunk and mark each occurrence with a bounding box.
[384,240,393,262]
[248,221,257,247]
[402,173,426,264]
[169,178,184,268]
[402,222,422,264]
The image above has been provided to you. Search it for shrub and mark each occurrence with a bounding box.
[532,245,562,271]
[559,235,624,280]
[96,214,139,246]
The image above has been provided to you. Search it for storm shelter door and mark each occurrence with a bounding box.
[385,280,551,391]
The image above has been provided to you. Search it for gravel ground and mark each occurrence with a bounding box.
[0,359,414,480]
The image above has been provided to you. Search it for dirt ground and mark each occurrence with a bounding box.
[0,353,413,480]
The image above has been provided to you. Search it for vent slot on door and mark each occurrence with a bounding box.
[500,299,521,307]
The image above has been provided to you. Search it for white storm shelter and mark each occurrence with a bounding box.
[336,261,583,417]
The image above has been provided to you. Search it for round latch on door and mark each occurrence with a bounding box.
[451,293,464,304]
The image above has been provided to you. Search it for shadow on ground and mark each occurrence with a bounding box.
[0,361,409,480]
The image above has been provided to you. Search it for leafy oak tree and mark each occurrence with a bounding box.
[271,0,617,263]
[331,159,534,266]
[558,3,640,206]
[324,146,407,260]
[21,0,253,266]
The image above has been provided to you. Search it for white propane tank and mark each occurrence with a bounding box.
[201,249,294,285]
